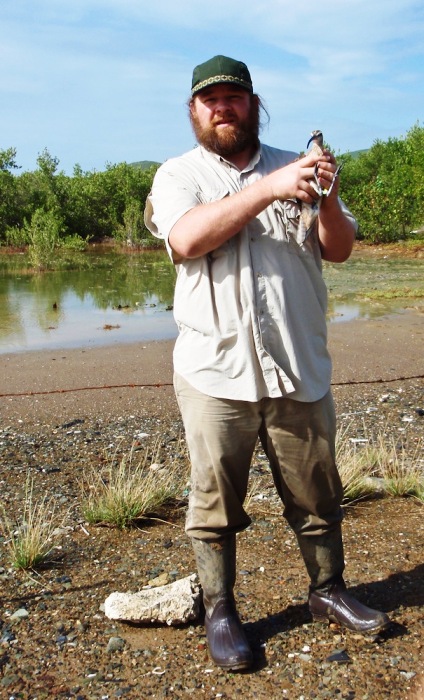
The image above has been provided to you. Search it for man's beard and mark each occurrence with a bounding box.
[190,100,260,158]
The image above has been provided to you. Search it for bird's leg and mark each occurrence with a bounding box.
[312,163,323,196]
[322,164,343,196]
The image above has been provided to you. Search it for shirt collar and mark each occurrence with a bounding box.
[199,143,262,174]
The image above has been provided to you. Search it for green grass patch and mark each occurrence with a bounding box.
[81,440,188,528]
[363,287,424,301]
[0,475,66,570]
[336,425,424,503]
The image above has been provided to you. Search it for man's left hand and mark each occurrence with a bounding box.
[316,150,340,198]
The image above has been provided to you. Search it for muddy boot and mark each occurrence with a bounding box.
[191,535,253,671]
[297,528,390,634]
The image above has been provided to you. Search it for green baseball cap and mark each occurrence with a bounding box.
[191,55,253,96]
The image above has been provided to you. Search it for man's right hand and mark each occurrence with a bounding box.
[266,151,329,204]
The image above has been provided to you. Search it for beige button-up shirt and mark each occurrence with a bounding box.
[145,144,357,402]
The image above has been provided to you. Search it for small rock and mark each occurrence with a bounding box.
[10,608,29,621]
[106,636,126,653]
[1,673,20,688]
[327,649,352,664]
[148,572,169,587]
[1,628,16,643]
[149,462,163,471]
[400,671,416,681]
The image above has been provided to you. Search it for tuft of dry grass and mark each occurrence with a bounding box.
[336,425,378,503]
[0,475,65,570]
[336,424,424,504]
[244,476,266,511]
[81,439,188,529]
[372,434,424,499]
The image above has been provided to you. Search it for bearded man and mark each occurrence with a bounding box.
[145,55,390,671]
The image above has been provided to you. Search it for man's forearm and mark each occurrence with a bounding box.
[318,197,356,263]
[168,178,274,259]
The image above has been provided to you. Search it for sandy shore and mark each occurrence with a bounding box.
[1,309,423,426]
[1,309,423,700]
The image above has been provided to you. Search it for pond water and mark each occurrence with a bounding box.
[0,248,422,354]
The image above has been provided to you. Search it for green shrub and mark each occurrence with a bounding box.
[59,233,87,251]
[25,207,62,269]
[4,225,29,247]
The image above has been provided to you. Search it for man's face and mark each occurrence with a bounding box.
[190,84,259,158]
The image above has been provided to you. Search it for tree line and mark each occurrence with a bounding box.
[338,122,423,242]
[0,149,160,263]
[0,122,422,257]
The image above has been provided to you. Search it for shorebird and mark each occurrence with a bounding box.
[298,130,343,239]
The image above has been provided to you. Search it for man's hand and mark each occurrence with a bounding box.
[267,151,332,204]
[316,149,340,199]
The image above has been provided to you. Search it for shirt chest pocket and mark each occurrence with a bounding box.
[272,199,302,242]
[193,184,237,260]
[195,184,229,205]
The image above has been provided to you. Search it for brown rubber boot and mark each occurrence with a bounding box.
[297,527,390,634]
[191,535,253,671]
[309,581,391,633]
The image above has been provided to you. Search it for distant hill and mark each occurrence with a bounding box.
[342,148,368,159]
[130,160,161,170]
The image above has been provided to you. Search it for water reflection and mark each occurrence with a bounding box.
[0,250,177,353]
[0,249,422,354]
[328,300,395,323]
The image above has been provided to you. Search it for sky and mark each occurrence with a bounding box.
[1,0,423,175]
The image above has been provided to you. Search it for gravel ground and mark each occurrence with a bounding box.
[0,312,423,700]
